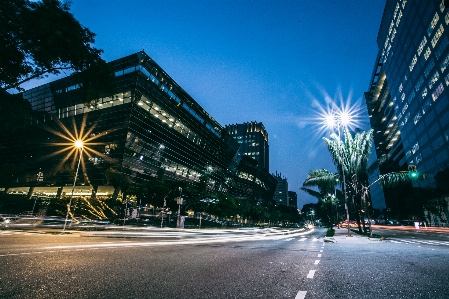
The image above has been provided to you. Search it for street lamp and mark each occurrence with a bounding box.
[63,139,84,232]
[322,107,354,236]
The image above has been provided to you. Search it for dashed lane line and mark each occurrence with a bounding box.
[314,260,320,265]
[307,270,316,279]
[295,291,307,299]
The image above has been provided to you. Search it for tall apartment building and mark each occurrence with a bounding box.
[0,51,277,202]
[365,0,449,215]
[224,122,269,172]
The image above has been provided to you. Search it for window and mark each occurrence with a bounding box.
[402,103,408,115]
[432,83,444,101]
[445,72,449,85]
[415,76,424,92]
[431,24,444,48]
[440,53,449,72]
[424,47,432,60]
[422,87,428,99]
[417,36,427,56]
[412,142,420,154]
[408,90,415,103]
[409,54,417,71]
[424,59,435,77]
[422,100,431,114]
[428,12,439,36]
[435,36,449,59]
[396,10,402,27]
[414,112,422,124]
[429,71,440,89]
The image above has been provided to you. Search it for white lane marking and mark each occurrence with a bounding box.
[319,250,323,252]
[314,260,320,265]
[285,238,294,241]
[295,290,307,299]
[317,254,322,258]
[299,238,307,242]
[312,238,318,242]
[307,270,316,278]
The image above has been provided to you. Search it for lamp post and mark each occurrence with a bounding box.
[63,140,84,232]
[176,187,183,228]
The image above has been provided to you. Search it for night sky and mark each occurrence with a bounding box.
[24,0,386,208]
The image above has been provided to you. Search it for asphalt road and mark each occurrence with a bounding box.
[0,227,448,299]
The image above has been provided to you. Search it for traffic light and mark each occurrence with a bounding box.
[408,165,418,178]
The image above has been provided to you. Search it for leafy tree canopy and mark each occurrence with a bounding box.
[0,0,113,96]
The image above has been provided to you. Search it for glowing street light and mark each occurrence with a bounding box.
[321,107,357,237]
[63,139,84,232]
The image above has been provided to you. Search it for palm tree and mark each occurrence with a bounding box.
[303,128,426,236]
[302,169,341,227]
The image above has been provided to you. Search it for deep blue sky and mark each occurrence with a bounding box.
[27,0,387,208]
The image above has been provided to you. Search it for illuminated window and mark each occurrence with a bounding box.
[402,103,408,115]
[431,24,444,48]
[401,93,406,102]
[432,83,444,101]
[422,100,432,114]
[441,53,449,72]
[412,142,420,154]
[414,112,422,124]
[404,112,410,124]
[424,47,432,60]
[399,83,403,92]
[417,36,427,56]
[422,87,428,99]
[445,73,449,85]
[428,12,439,36]
[409,54,418,72]
[396,10,402,27]
[416,153,422,164]
[446,11,449,24]
[429,71,440,89]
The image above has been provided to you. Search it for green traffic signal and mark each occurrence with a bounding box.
[408,165,418,179]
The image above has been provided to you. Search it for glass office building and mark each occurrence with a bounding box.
[0,51,276,202]
[224,121,270,172]
[365,0,449,214]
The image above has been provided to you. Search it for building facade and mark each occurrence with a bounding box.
[272,172,288,206]
[288,191,298,209]
[0,51,276,202]
[224,121,269,172]
[365,0,449,215]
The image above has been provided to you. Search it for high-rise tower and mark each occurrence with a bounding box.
[224,122,269,172]
[365,0,449,217]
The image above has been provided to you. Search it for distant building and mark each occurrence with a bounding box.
[288,191,298,209]
[272,172,288,206]
[364,0,449,214]
[224,122,269,172]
